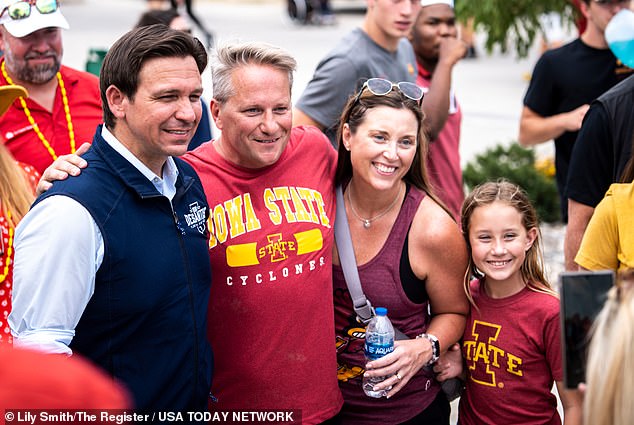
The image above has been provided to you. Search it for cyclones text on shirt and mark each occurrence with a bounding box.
[207,185,331,287]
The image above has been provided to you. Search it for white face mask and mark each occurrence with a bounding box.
[605,8,634,68]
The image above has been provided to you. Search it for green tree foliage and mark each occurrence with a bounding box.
[455,0,579,57]
[462,143,560,223]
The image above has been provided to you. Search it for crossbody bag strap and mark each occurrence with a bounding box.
[334,185,409,341]
[334,185,374,324]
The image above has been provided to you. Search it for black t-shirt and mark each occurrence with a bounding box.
[566,75,634,208]
[523,38,631,221]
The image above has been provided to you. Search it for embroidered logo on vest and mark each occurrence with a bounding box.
[184,201,207,234]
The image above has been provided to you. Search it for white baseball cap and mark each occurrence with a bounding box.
[420,0,454,7]
[0,0,69,38]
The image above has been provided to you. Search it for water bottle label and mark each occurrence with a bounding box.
[365,343,394,360]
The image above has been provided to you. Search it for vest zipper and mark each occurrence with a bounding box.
[172,201,202,407]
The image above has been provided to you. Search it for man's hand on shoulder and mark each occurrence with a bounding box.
[37,142,91,195]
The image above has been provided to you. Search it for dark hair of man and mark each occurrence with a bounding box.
[135,9,180,28]
[99,25,207,128]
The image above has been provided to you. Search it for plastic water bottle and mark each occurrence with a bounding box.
[363,307,395,398]
[606,9,634,69]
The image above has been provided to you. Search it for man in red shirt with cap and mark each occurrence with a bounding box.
[0,0,102,175]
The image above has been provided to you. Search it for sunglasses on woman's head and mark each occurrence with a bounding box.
[352,78,424,107]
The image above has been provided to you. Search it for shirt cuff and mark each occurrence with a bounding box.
[12,329,75,356]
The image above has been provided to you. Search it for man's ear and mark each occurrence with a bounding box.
[579,0,590,20]
[105,85,127,119]
[210,99,223,131]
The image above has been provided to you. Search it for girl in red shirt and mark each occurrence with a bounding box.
[436,181,582,424]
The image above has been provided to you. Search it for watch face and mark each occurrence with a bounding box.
[418,333,440,363]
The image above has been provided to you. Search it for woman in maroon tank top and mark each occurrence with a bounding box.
[331,78,469,424]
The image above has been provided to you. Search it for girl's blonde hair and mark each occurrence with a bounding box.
[584,269,634,425]
[460,180,555,305]
[0,143,34,227]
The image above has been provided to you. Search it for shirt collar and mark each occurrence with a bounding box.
[100,126,179,200]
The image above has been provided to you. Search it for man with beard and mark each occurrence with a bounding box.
[0,0,102,175]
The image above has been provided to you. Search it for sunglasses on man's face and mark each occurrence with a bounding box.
[353,78,424,107]
[0,0,58,21]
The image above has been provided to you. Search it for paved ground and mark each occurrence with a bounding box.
[59,0,567,421]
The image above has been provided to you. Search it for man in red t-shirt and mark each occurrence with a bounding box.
[409,0,466,220]
[0,0,102,175]
[185,42,342,424]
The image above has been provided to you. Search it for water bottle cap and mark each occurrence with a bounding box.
[375,307,388,316]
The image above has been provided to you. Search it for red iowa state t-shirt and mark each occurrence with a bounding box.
[459,279,562,425]
[183,126,343,424]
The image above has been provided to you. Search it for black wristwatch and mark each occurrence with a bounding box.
[417,333,440,365]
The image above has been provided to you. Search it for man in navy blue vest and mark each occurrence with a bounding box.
[10,25,213,413]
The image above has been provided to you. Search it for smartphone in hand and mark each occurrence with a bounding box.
[559,270,614,389]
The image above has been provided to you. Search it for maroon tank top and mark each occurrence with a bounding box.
[333,185,440,424]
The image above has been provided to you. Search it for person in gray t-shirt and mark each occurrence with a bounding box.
[293,0,420,145]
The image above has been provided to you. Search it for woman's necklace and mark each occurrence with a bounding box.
[0,211,14,284]
[347,184,402,229]
[1,61,76,161]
